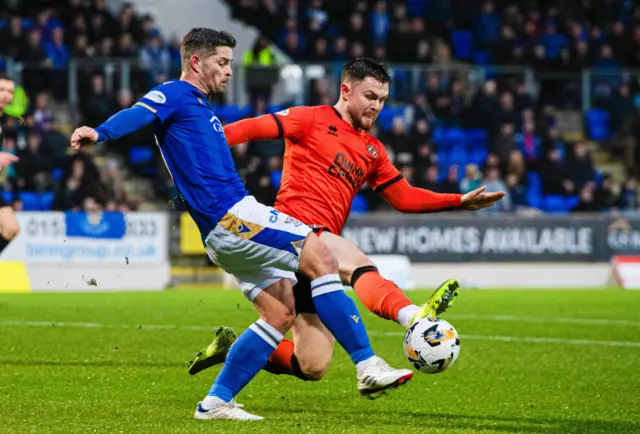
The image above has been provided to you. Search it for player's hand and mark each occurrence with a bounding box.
[70,126,99,151]
[460,186,506,211]
[0,152,18,168]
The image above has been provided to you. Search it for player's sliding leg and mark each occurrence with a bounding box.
[297,234,413,398]
[317,231,459,328]
[0,205,19,255]
[195,278,295,421]
[189,274,336,381]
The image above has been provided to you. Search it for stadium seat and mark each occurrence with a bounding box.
[19,192,40,211]
[432,127,446,146]
[376,107,395,131]
[350,193,368,214]
[39,192,55,210]
[586,108,610,140]
[270,170,282,190]
[526,191,542,209]
[51,167,63,181]
[449,148,468,165]
[2,191,13,204]
[444,128,466,149]
[466,128,488,150]
[474,51,489,65]
[543,195,568,213]
[469,147,489,165]
[129,146,154,165]
[267,104,283,114]
[566,195,580,210]
[452,30,474,60]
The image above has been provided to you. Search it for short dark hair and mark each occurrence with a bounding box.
[181,28,236,66]
[341,57,392,84]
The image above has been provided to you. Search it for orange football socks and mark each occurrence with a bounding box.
[351,266,414,323]
[262,338,309,380]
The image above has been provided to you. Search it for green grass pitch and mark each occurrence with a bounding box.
[0,288,639,433]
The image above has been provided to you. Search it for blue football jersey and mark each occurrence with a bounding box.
[134,80,248,237]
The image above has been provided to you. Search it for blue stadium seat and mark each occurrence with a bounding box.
[451,30,473,60]
[129,146,154,165]
[436,151,449,168]
[526,191,542,209]
[432,127,446,146]
[586,108,610,140]
[350,193,368,214]
[38,192,55,210]
[466,128,488,150]
[21,18,34,29]
[474,51,489,65]
[270,170,282,190]
[543,195,567,213]
[2,191,13,204]
[444,128,466,149]
[0,20,5,29]
[527,172,542,192]
[19,192,40,211]
[238,105,253,119]
[376,107,395,131]
[51,167,63,182]
[449,148,468,165]
[267,104,283,114]
[469,147,489,165]
[566,195,580,210]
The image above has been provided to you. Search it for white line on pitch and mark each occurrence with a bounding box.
[443,314,640,327]
[1,320,639,348]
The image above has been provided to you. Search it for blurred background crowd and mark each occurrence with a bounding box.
[2,0,640,215]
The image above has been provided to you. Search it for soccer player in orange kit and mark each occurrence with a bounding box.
[189,58,504,383]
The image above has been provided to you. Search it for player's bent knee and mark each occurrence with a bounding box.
[299,360,329,381]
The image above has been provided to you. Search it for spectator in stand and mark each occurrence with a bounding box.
[370,1,390,46]
[0,15,26,59]
[115,33,138,58]
[481,167,510,212]
[33,92,54,132]
[618,175,639,210]
[492,122,516,166]
[440,165,462,194]
[140,32,170,87]
[17,130,52,191]
[81,73,112,127]
[567,141,595,192]
[540,148,574,196]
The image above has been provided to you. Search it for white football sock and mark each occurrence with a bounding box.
[397,305,420,329]
[202,395,227,409]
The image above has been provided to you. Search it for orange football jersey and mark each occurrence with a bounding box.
[270,105,402,234]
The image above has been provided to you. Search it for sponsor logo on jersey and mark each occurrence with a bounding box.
[143,90,166,104]
[276,109,289,116]
[328,153,365,189]
[327,125,338,137]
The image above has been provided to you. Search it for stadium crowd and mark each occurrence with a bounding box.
[1,0,640,214]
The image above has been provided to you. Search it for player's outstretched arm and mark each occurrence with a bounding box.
[379,177,463,213]
[223,115,282,146]
[380,179,505,213]
[70,105,156,150]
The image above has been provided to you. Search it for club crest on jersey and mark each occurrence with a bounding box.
[144,90,166,104]
[367,144,378,158]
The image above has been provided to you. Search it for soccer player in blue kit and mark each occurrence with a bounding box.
[70,28,412,421]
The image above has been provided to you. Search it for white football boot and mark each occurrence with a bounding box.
[194,398,263,421]
[357,356,414,399]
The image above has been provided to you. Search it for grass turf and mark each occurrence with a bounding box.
[0,288,638,433]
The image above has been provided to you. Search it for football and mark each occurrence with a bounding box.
[403,318,461,374]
